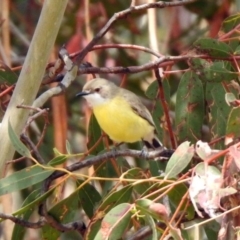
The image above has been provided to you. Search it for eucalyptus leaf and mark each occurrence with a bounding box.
[8,121,31,158]
[0,165,53,196]
[193,38,232,57]
[165,141,194,179]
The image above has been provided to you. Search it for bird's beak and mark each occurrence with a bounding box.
[76,91,90,97]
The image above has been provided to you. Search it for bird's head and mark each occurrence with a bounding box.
[76,78,118,107]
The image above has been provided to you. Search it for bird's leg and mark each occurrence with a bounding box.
[114,142,124,148]
[140,145,149,159]
[110,142,124,158]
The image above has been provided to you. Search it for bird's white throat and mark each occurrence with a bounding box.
[83,92,109,107]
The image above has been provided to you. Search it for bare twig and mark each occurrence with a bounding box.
[75,0,196,64]
[10,20,30,48]
[155,69,176,149]
[71,43,163,58]
[0,213,45,229]
[17,105,49,164]
[218,23,240,41]
[127,222,166,240]
[32,47,78,109]
[42,53,240,81]
[37,147,173,231]
[20,134,45,164]
[39,203,85,233]
[0,211,85,233]
[42,147,173,193]
[77,54,240,75]
[0,85,14,98]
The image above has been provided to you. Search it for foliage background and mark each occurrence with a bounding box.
[1,0,240,239]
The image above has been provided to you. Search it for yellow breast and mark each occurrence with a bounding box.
[92,96,154,143]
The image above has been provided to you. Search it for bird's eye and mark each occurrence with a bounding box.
[95,88,100,92]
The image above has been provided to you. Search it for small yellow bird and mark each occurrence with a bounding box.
[77,78,163,149]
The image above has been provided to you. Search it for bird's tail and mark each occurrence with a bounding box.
[143,131,164,149]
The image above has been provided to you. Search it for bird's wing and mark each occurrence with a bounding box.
[121,89,155,127]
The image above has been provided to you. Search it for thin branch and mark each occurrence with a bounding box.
[218,23,240,41]
[127,222,166,240]
[75,0,196,64]
[0,85,14,98]
[77,54,240,75]
[7,106,48,165]
[17,106,49,164]
[39,203,85,233]
[10,20,30,48]
[78,55,166,73]
[0,213,45,229]
[32,47,78,109]
[37,147,173,231]
[0,210,85,233]
[20,134,45,164]
[41,148,174,194]
[155,69,176,149]
[71,43,163,58]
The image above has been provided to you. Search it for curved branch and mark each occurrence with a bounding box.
[0,213,45,229]
[75,0,196,64]
[42,148,174,193]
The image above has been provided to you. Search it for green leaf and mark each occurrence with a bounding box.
[195,163,221,176]
[168,183,195,220]
[149,160,167,177]
[226,107,240,139]
[182,219,219,240]
[204,62,237,82]
[136,199,168,222]
[191,59,238,83]
[145,78,170,103]
[175,71,204,143]
[98,185,132,212]
[134,180,163,200]
[85,219,102,240]
[11,190,40,240]
[94,203,132,240]
[61,231,83,240]
[204,220,221,240]
[48,155,67,166]
[87,114,104,155]
[165,141,194,179]
[185,0,218,19]
[0,62,18,84]
[145,215,158,240]
[138,184,187,223]
[123,168,151,195]
[8,120,31,158]
[77,180,102,219]
[12,187,54,216]
[220,13,240,33]
[42,188,82,239]
[206,82,231,147]
[225,92,237,106]
[66,140,72,154]
[145,80,159,100]
[0,165,53,196]
[145,79,171,141]
[93,150,119,195]
[220,13,240,50]
[234,45,240,54]
[193,38,232,57]
[168,223,184,240]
